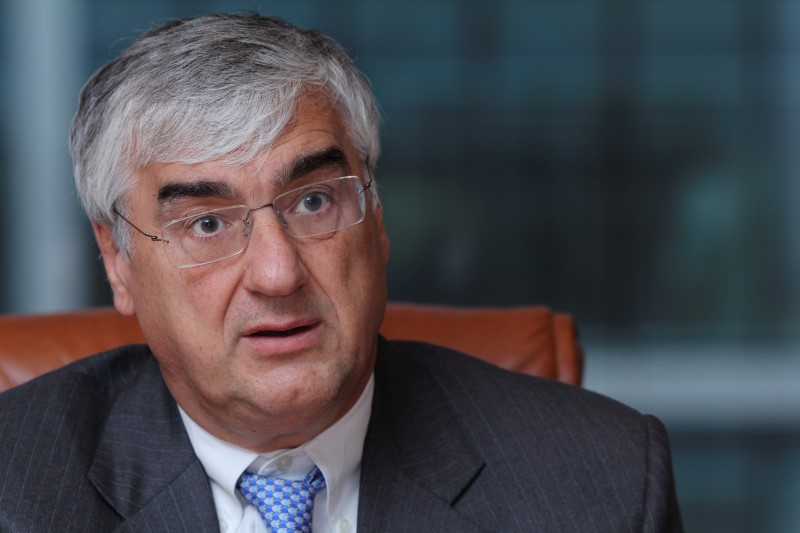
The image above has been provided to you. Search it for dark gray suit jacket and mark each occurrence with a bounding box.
[0,338,682,532]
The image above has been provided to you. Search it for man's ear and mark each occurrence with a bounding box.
[92,222,136,316]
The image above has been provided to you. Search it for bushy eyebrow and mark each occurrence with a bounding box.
[157,180,238,204]
[155,147,350,207]
[283,147,350,185]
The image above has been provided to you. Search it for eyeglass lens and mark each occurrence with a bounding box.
[162,176,367,268]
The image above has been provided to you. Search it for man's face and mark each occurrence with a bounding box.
[95,94,390,451]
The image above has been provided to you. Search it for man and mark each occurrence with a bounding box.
[0,13,683,532]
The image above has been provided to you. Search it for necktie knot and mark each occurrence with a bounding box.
[237,466,326,532]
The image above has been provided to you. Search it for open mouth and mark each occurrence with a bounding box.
[249,325,313,338]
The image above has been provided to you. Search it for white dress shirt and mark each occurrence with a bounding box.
[179,375,374,533]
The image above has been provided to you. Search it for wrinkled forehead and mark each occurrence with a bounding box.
[127,92,363,206]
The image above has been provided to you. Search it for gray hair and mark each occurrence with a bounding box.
[70,13,381,255]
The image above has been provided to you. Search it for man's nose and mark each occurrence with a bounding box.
[240,210,308,296]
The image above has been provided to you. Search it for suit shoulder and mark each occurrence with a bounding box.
[0,345,162,530]
[0,344,155,440]
[373,339,681,530]
[383,338,654,433]
[0,344,153,405]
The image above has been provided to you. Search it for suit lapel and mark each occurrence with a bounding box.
[358,339,488,532]
[87,351,218,532]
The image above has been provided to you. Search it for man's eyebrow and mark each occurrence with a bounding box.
[155,148,349,205]
[283,147,350,184]
[157,180,239,204]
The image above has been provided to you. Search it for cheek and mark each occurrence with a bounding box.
[133,262,238,349]
[316,224,383,286]
[324,225,387,325]
[178,269,242,332]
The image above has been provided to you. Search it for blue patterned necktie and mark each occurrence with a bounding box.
[237,466,326,532]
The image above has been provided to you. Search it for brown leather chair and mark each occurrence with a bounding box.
[0,303,583,393]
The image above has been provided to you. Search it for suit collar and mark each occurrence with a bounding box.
[86,347,218,530]
[358,338,487,531]
[84,341,489,530]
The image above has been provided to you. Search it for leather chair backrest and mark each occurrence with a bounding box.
[0,303,583,392]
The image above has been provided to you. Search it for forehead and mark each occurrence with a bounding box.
[132,93,361,207]
[262,94,358,178]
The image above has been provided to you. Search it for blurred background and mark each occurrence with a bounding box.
[2,0,799,530]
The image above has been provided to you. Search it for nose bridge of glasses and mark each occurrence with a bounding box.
[242,202,280,236]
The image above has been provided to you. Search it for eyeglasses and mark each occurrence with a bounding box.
[114,175,372,268]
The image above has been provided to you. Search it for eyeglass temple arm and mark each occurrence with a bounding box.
[112,207,169,243]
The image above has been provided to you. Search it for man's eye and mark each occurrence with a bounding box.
[189,215,225,236]
[296,191,330,214]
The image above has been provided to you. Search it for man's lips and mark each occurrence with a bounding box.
[245,324,315,338]
[240,319,324,347]
[239,319,324,357]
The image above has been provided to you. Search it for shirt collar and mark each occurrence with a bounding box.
[179,374,373,517]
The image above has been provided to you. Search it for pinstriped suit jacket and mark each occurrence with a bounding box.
[0,338,683,532]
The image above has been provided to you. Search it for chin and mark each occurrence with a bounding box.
[252,365,343,408]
